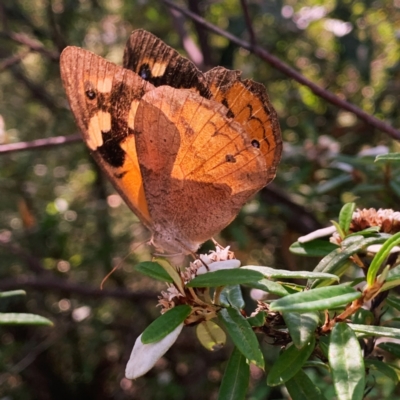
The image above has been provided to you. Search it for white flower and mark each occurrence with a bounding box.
[125,323,184,379]
[298,226,337,243]
[195,259,241,275]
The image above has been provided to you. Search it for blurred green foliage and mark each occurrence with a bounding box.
[0,0,400,399]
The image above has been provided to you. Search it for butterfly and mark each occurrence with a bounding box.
[60,29,282,255]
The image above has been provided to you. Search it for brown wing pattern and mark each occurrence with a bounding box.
[205,67,282,183]
[135,85,267,248]
[123,29,212,99]
[60,31,282,254]
[60,46,154,227]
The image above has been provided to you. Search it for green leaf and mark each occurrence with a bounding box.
[338,202,356,234]
[390,180,400,198]
[315,174,353,194]
[196,320,226,351]
[347,226,380,237]
[218,347,250,400]
[348,324,400,338]
[153,257,184,294]
[246,279,291,297]
[0,313,53,326]
[285,369,327,400]
[218,307,264,369]
[187,269,263,288]
[247,311,266,327]
[0,290,26,298]
[378,342,400,358]
[282,312,319,349]
[220,285,245,309]
[135,261,173,283]
[367,232,400,286]
[310,235,388,288]
[385,295,400,311]
[375,153,400,162]
[289,240,338,257]
[329,323,365,400]
[267,336,315,386]
[270,285,361,312]
[381,265,400,291]
[141,305,191,344]
[242,266,339,281]
[351,308,374,325]
[365,359,399,383]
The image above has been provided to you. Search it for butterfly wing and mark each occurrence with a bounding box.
[134,85,268,252]
[205,67,282,182]
[60,46,154,227]
[123,29,212,99]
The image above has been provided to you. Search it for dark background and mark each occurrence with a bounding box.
[1,0,400,398]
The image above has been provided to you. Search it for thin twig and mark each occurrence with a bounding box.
[0,276,156,300]
[0,134,81,154]
[168,6,204,69]
[240,0,256,45]
[162,0,400,141]
[0,49,30,71]
[187,0,214,68]
[0,31,59,61]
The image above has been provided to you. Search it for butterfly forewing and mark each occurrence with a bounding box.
[60,46,154,227]
[123,29,212,99]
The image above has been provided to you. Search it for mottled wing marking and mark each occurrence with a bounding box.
[123,29,212,99]
[205,67,282,183]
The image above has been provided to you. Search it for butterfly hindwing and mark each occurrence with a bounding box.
[205,67,282,183]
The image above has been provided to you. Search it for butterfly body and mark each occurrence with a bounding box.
[60,30,282,255]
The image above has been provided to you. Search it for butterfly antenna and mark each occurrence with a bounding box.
[100,240,148,289]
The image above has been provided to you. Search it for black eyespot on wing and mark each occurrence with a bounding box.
[225,154,236,163]
[139,63,152,80]
[86,90,96,99]
[84,81,97,100]
[251,139,260,148]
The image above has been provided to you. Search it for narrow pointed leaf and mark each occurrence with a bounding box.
[310,235,389,288]
[289,240,338,257]
[0,313,53,326]
[0,290,26,298]
[153,257,184,294]
[329,323,365,400]
[348,324,400,338]
[367,232,400,286]
[270,286,361,312]
[378,342,400,358]
[375,153,400,161]
[196,320,226,351]
[220,285,245,309]
[247,311,266,327]
[282,312,319,348]
[218,347,250,400]
[187,269,263,287]
[385,296,400,311]
[242,266,339,281]
[365,359,399,383]
[135,261,173,282]
[267,336,315,386]
[285,369,327,400]
[141,305,191,344]
[338,203,355,233]
[246,279,291,297]
[218,307,264,369]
